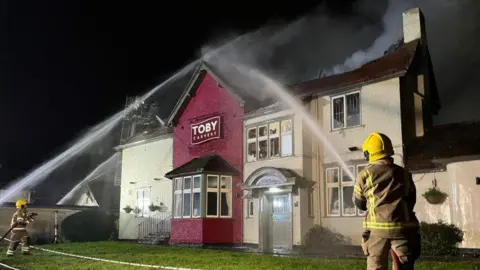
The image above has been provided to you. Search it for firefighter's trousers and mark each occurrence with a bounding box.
[6,229,30,255]
[361,232,421,270]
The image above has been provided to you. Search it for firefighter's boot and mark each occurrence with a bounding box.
[6,248,14,256]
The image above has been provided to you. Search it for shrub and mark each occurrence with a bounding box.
[420,221,464,256]
[61,209,117,242]
[302,225,349,253]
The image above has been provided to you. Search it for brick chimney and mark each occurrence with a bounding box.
[402,7,427,44]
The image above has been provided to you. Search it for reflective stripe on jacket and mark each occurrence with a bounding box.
[353,159,419,237]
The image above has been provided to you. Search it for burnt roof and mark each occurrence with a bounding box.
[406,121,480,171]
[164,154,240,179]
[294,40,419,97]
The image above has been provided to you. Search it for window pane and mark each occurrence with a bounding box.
[174,179,182,191]
[207,176,218,188]
[193,176,201,189]
[249,200,254,216]
[174,194,182,217]
[247,128,256,139]
[327,187,340,215]
[258,140,268,160]
[207,192,218,216]
[183,193,191,217]
[346,93,360,127]
[247,142,257,162]
[183,177,191,190]
[326,168,339,183]
[281,119,292,134]
[269,122,279,136]
[333,97,344,129]
[193,193,201,217]
[281,134,293,156]
[258,126,267,137]
[220,191,231,217]
[270,137,280,158]
[342,186,356,216]
[308,190,313,216]
[342,167,355,182]
[220,176,231,189]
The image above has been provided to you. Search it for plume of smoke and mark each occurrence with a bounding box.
[199,0,405,102]
[324,0,414,76]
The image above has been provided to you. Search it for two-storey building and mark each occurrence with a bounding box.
[240,103,315,252]
[294,7,441,244]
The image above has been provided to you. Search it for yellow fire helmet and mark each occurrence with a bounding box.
[16,199,28,209]
[362,132,394,162]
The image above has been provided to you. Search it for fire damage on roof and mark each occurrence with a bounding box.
[405,121,480,171]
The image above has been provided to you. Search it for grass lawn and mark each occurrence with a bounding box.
[0,242,479,270]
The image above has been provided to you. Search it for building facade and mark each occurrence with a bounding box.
[164,63,245,245]
[117,129,173,240]
[294,7,441,245]
[241,105,314,252]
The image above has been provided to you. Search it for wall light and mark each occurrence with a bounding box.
[269,187,282,193]
[348,146,361,152]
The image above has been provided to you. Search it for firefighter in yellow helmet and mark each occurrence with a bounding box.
[353,132,421,270]
[6,200,36,256]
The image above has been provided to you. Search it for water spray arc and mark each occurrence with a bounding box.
[0,61,199,205]
[227,63,356,181]
[57,152,120,205]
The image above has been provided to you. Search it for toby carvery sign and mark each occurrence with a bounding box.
[191,116,222,145]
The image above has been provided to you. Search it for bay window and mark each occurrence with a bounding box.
[246,118,293,162]
[173,174,232,219]
[332,92,361,130]
[326,164,367,217]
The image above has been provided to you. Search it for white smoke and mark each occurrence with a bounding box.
[324,0,414,76]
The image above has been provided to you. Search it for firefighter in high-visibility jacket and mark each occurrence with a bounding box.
[353,132,421,270]
[6,200,36,256]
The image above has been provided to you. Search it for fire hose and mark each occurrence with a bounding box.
[0,213,38,242]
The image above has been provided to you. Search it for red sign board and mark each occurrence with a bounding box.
[191,116,222,145]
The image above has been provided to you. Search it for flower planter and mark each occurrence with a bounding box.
[422,188,447,205]
[123,206,133,213]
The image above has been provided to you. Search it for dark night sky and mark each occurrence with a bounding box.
[0,0,479,184]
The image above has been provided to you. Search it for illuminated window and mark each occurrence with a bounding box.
[246,199,254,218]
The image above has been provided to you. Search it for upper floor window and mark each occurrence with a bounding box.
[331,92,361,130]
[173,174,232,219]
[246,118,293,162]
[325,164,367,217]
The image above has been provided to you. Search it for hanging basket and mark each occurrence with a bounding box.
[123,205,133,213]
[422,188,447,205]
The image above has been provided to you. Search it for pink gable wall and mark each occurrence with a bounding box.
[171,71,244,244]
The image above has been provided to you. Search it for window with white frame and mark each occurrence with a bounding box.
[173,178,183,218]
[206,175,233,218]
[171,174,234,219]
[174,175,203,219]
[331,92,361,130]
[326,164,368,217]
[246,199,254,218]
[136,188,151,217]
[246,118,293,162]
